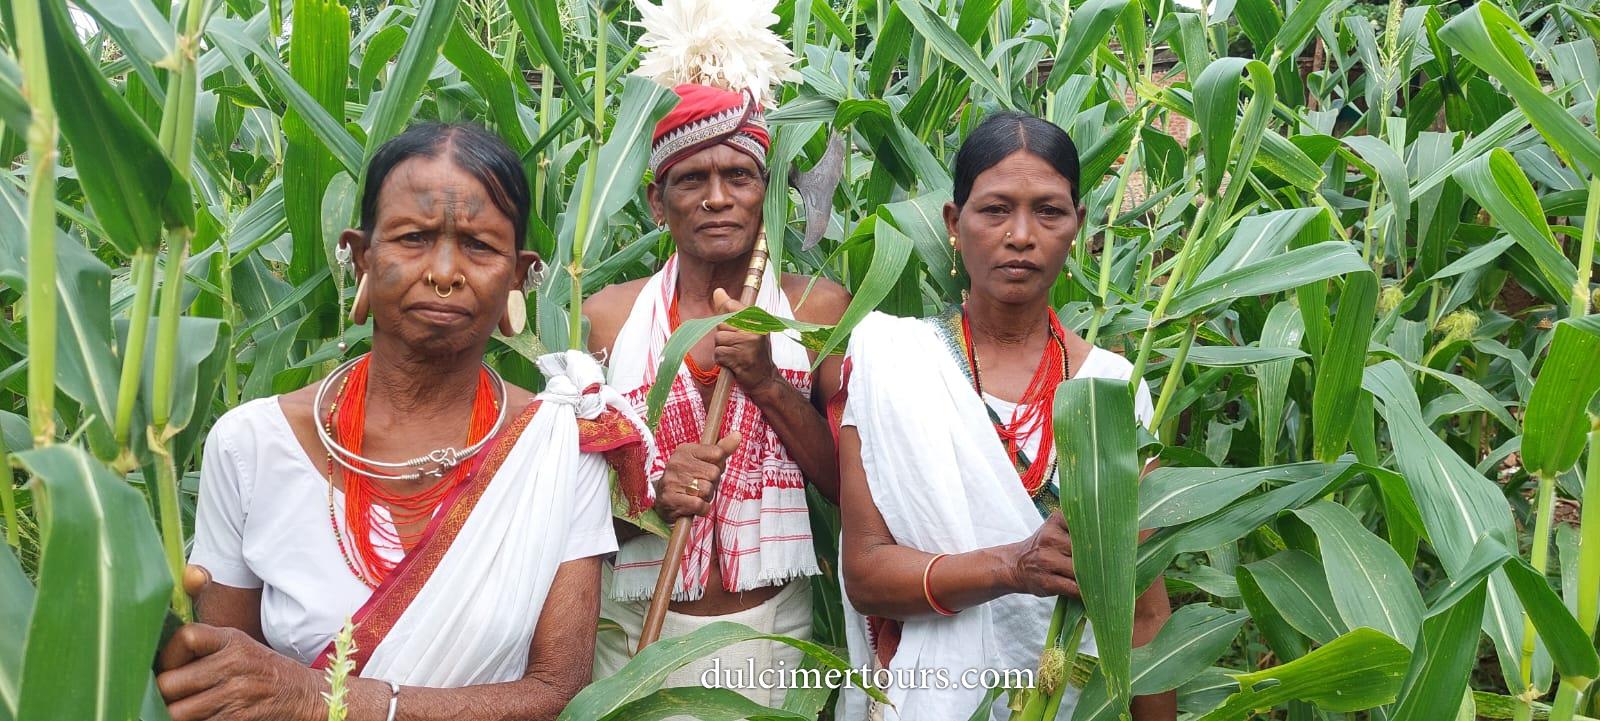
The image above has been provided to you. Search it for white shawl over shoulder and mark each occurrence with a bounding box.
[838,312,1151,721]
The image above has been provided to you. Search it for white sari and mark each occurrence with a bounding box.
[837,312,1151,721]
[309,351,657,686]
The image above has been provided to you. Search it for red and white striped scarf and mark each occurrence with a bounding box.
[606,255,819,601]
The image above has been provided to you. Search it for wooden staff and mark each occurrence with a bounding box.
[636,229,770,653]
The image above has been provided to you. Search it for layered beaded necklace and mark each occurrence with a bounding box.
[959,306,1071,496]
[318,355,503,587]
[667,292,722,385]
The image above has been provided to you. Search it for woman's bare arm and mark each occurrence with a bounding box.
[165,557,602,721]
[336,555,603,721]
[839,428,1176,720]
[838,426,1024,618]
[196,582,267,645]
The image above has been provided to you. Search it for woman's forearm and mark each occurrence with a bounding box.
[844,540,1019,619]
[1131,576,1176,721]
[338,673,582,721]
[1132,690,1178,721]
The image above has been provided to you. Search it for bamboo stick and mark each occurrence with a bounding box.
[636,229,770,653]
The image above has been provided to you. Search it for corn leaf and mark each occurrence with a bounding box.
[1390,584,1488,721]
[897,0,1016,109]
[363,0,460,151]
[1293,500,1424,646]
[1521,315,1600,477]
[1256,131,1326,192]
[1191,57,1272,206]
[1452,149,1579,300]
[206,18,364,176]
[442,21,533,156]
[73,0,173,92]
[1197,627,1411,719]
[39,0,192,252]
[1139,461,1332,530]
[1238,550,1346,645]
[0,546,30,721]
[1072,605,1250,721]
[1439,3,1600,176]
[1341,137,1410,254]
[1159,345,1306,367]
[0,185,120,456]
[1165,241,1368,319]
[1055,377,1144,713]
[556,621,886,721]
[1312,271,1377,461]
[283,0,348,335]
[1048,0,1130,89]
[605,687,812,720]
[643,307,831,427]
[1254,302,1304,464]
[812,218,913,361]
[1362,360,1525,690]
[12,446,171,721]
[549,77,677,303]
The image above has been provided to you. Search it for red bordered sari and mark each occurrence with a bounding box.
[310,351,654,686]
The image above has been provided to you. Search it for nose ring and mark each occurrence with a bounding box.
[701,200,713,212]
[427,272,464,298]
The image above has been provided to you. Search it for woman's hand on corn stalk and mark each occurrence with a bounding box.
[1003,510,1080,599]
[156,623,325,721]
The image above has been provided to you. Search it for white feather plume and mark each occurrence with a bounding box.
[631,0,801,107]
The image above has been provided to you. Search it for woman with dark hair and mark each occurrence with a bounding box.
[835,112,1175,720]
[156,122,657,721]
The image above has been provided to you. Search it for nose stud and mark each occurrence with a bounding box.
[701,200,713,212]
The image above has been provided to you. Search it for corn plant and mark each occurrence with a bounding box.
[0,0,1598,720]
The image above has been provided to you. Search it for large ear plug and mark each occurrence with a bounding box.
[499,289,527,336]
[350,273,370,325]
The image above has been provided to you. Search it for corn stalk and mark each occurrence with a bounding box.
[15,0,58,448]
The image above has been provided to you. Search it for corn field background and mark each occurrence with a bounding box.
[1,0,1599,719]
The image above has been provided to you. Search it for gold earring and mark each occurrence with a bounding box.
[500,289,527,336]
[349,273,370,325]
[949,235,959,278]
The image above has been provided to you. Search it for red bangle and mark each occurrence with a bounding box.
[923,553,957,616]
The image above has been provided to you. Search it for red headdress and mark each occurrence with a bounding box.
[632,0,798,179]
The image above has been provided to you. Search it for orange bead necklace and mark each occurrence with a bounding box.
[961,307,1071,496]
[323,355,500,586]
[667,293,722,385]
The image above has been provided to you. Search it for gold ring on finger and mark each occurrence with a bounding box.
[688,479,699,494]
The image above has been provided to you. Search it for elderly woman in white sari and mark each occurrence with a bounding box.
[157,122,655,721]
[835,112,1176,721]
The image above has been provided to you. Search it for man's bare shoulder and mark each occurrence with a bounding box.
[583,277,651,354]
[780,273,851,325]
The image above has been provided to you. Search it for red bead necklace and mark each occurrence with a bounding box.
[323,355,499,586]
[960,307,1071,496]
[667,293,722,385]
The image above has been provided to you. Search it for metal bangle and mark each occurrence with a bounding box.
[385,680,400,721]
[923,553,957,616]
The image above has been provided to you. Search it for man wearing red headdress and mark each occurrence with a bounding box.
[583,78,850,706]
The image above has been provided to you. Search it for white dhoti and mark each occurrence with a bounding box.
[595,564,814,718]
